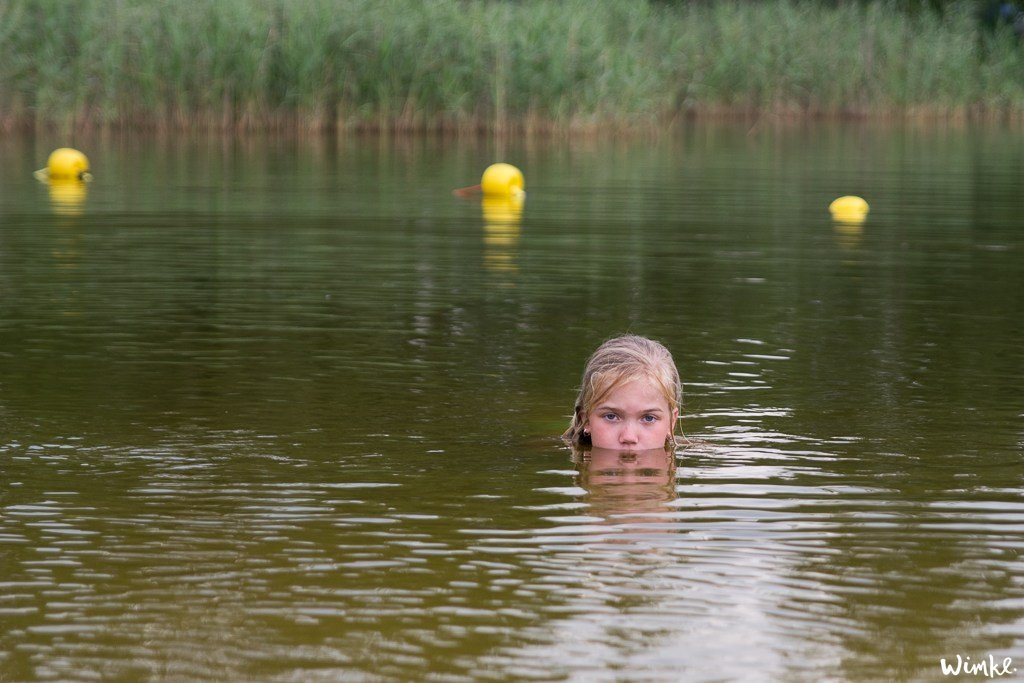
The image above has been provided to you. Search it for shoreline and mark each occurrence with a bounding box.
[9,104,1024,137]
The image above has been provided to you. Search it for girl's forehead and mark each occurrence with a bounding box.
[598,376,669,403]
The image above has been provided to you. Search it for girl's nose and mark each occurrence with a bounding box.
[619,423,638,444]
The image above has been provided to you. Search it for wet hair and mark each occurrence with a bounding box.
[562,334,682,449]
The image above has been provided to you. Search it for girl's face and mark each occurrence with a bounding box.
[584,378,677,450]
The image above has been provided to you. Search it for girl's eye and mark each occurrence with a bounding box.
[601,413,619,421]
[641,414,658,423]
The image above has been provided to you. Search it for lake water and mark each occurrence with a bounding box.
[1,124,1022,682]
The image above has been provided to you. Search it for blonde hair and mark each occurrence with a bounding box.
[562,334,682,448]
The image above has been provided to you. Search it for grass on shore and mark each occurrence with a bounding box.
[3,0,1024,132]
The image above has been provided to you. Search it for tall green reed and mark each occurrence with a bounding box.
[2,0,1023,131]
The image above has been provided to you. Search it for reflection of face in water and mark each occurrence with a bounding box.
[576,447,677,518]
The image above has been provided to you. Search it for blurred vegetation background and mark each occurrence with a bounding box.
[3,0,1024,132]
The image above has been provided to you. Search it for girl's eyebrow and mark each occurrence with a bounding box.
[596,404,665,413]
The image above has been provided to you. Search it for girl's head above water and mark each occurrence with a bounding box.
[563,334,682,450]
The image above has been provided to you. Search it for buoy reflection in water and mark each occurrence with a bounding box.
[833,220,863,249]
[482,194,523,275]
[48,180,88,216]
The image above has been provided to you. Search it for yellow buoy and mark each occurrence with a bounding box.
[35,147,92,182]
[829,195,869,223]
[481,163,525,198]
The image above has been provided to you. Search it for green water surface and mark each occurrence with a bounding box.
[1,125,1022,681]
